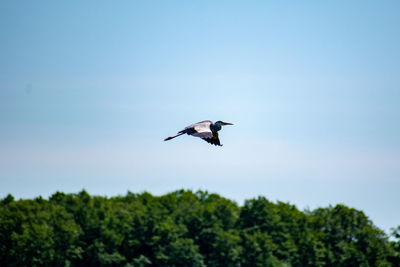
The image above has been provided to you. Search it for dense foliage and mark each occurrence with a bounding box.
[1,190,399,266]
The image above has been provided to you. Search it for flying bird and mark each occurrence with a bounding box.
[164,120,233,146]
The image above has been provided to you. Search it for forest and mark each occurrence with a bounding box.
[1,190,400,267]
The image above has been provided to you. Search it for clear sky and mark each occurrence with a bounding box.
[1,1,399,234]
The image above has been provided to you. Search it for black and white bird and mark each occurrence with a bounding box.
[164,120,233,146]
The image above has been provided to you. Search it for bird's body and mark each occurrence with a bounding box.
[164,120,233,146]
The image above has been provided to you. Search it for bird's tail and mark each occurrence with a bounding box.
[164,130,186,141]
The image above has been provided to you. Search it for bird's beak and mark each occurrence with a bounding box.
[222,122,233,125]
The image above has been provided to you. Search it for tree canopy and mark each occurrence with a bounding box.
[1,190,399,266]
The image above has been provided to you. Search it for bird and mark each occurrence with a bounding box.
[164,120,233,146]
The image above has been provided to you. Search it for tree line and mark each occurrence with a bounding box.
[1,190,399,266]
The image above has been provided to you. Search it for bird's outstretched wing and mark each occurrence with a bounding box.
[202,131,222,146]
[185,121,213,139]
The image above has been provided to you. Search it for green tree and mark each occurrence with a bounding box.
[0,196,81,266]
[311,204,393,266]
[1,190,398,266]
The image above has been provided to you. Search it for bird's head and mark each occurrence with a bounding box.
[215,121,234,126]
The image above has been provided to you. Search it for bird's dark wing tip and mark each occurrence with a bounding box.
[201,131,223,146]
[202,138,222,146]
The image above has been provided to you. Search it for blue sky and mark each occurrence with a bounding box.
[1,1,400,234]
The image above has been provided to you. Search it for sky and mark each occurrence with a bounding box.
[1,1,399,235]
